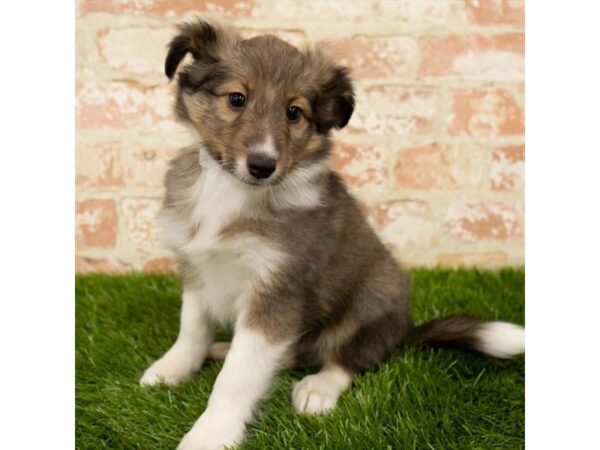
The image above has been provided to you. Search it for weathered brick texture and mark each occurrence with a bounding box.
[76,199,118,249]
[421,34,524,80]
[76,0,525,272]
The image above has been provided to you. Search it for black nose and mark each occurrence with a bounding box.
[247,154,276,179]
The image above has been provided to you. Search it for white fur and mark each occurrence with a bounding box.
[178,323,290,450]
[159,148,289,326]
[186,150,250,254]
[194,234,287,326]
[292,365,352,415]
[140,289,214,386]
[476,321,525,358]
[270,159,328,210]
[249,134,278,159]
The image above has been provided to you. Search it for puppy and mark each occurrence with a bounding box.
[140,19,525,450]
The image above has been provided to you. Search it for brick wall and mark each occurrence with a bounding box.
[75,0,525,273]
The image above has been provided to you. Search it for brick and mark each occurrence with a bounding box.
[450,88,524,136]
[76,199,118,249]
[76,19,99,71]
[445,201,522,242]
[375,0,464,26]
[437,251,509,268]
[76,255,131,273]
[79,0,256,17]
[330,141,389,191]
[76,141,124,187]
[491,145,524,191]
[395,146,447,189]
[144,257,177,272]
[96,27,173,77]
[349,85,440,136]
[76,81,177,130]
[120,147,177,189]
[515,83,525,105]
[121,198,162,251]
[366,200,437,250]
[464,0,524,26]
[251,1,462,26]
[421,34,524,80]
[95,26,305,77]
[394,143,486,190]
[323,36,419,79]
[76,140,177,189]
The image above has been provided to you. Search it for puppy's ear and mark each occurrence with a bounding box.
[165,19,222,80]
[313,66,355,133]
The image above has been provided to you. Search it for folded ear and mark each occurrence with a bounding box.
[313,66,355,133]
[165,19,222,80]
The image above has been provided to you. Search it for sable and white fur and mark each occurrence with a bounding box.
[140,19,525,450]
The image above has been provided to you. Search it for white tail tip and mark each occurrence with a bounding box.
[476,321,525,358]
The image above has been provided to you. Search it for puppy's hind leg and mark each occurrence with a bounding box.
[207,341,231,360]
[292,364,353,415]
[140,289,214,386]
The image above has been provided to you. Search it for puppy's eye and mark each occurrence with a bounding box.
[287,106,302,123]
[229,92,246,108]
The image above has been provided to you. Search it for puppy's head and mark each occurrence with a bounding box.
[165,19,355,186]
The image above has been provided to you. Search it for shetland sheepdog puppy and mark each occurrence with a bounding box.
[139,19,525,450]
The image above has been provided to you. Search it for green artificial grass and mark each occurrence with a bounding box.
[76,268,525,449]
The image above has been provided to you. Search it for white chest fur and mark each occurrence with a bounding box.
[159,153,287,326]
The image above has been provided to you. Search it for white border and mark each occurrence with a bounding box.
[0,1,74,449]
[527,1,600,448]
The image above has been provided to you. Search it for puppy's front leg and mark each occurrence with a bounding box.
[177,319,290,450]
[141,289,214,386]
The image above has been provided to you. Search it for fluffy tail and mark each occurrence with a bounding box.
[408,316,525,359]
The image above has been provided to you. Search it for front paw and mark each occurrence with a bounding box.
[177,411,245,450]
[140,348,203,387]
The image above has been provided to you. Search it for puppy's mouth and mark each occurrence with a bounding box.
[233,171,284,187]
